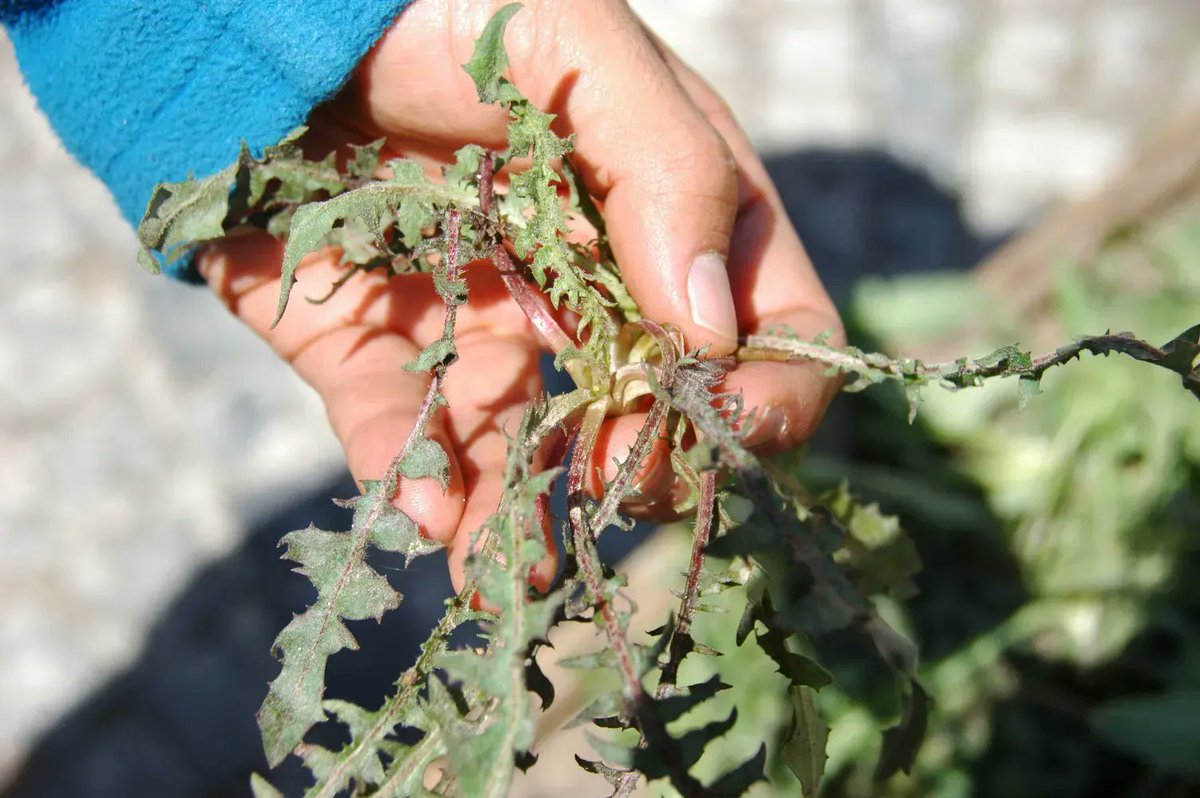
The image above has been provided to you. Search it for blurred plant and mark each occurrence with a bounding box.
[783,205,1200,797]
[135,6,1200,796]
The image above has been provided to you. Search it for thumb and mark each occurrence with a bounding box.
[545,2,740,354]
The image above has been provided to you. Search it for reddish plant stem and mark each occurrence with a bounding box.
[478,152,581,371]
[566,401,637,692]
[587,397,669,532]
[568,399,712,798]
[612,768,640,797]
[611,470,718,798]
[308,208,464,797]
[478,148,497,215]
[494,245,577,356]
[656,469,718,699]
[587,320,679,529]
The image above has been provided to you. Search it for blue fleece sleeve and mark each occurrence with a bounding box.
[1,0,413,278]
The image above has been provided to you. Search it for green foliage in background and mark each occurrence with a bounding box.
[801,207,1200,797]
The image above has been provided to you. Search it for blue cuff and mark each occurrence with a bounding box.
[4,0,413,278]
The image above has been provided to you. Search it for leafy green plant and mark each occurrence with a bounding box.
[136,6,1200,796]
[797,207,1200,797]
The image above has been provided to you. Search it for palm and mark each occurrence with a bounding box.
[199,230,552,592]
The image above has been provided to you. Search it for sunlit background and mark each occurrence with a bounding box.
[1,1,1198,795]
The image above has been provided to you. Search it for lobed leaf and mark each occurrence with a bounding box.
[781,686,828,796]
[257,479,443,767]
[273,167,472,327]
[430,421,563,797]
[462,2,524,104]
[137,164,239,272]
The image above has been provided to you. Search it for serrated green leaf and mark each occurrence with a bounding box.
[138,165,238,269]
[370,729,445,798]
[280,528,398,620]
[973,343,1019,369]
[327,216,385,265]
[757,628,833,690]
[434,268,469,306]
[357,488,443,565]
[258,523,405,765]
[248,149,343,208]
[463,11,614,379]
[348,139,386,180]
[256,474,448,768]
[300,741,384,789]
[400,436,451,489]
[463,3,523,104]
[403,336,458,373]
[781,686,828,796]
[259,605,359,766]
[322,699,380,740]
[444,144,486,191]
[274,176,468,327]
[386,159,441,249]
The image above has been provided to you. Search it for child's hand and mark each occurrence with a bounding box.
[198,0,843,590]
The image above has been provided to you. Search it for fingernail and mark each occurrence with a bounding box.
[686,252,738,348]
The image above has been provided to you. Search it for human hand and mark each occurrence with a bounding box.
[197,0,843,592]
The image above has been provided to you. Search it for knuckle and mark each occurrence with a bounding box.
[648,126,737,206]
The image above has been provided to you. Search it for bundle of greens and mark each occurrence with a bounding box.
[137,6,1200,796]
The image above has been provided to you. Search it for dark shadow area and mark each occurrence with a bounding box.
[7,148,1190,797]
[765,148,1005,302]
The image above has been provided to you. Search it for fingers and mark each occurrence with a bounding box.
[650,33,839,332]
[309,328,472,540]
[546,1,741,355]
[199,236,551,588]
[587,411,687,520]
[440,333,554,595]
[354,0,743,354]
[648,37,845,452]
[582,31,849,514]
